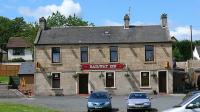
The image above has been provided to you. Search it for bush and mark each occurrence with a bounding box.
[11,58,25,62]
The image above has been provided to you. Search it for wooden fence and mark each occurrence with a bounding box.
[0,64,20,76]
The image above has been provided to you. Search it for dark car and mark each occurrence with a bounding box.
[87,91,112,112]
[183,90,200,101]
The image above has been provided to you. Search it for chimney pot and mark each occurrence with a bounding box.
[161,13,168,28]
[39,17,47,30]
[124,14,130,29]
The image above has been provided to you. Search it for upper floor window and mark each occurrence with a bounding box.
[145,45,154,61]
[80,46,88,63]
[52,47,60,63]
[13,48,25,55]
[110,46,118,62]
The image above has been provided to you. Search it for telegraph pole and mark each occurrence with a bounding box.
[190,25,193,60]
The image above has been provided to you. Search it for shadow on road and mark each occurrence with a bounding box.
[112,108,119,112]
[112,108,158,112]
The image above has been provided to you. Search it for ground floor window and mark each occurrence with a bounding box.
[52,73,60,88]
[140,71,150,87]
[105,72,115,87]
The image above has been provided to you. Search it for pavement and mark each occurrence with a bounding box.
[0,94,185,112]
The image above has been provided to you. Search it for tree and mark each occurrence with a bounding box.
[47,11,67,27]
[66,14,94,26]
[0,16,13,45]
[173,47,183,62]
[172,40,200,61]
[46,11,94,27]
[0,16,38,48]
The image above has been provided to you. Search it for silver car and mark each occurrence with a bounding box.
[126,92,151,112]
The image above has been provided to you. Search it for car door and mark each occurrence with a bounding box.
[185,96,200,112]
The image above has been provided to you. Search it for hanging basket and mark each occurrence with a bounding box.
[73,74,78,79]
[125,73,130,77]
[99,73,104,79]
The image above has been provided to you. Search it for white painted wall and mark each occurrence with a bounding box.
[8,48,33,61]
[193,47,200,60]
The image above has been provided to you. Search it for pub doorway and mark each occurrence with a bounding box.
[158,71,167,93]
[78,74,88,94]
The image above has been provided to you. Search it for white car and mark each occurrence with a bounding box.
[126,92,151,112]
[162,93,200,112]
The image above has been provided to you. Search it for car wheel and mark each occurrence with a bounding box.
[127,109,130,112]
[87,110,90,112]
[107,109,112,112]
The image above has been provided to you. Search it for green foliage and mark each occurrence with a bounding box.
[172,47,183,61]
[0,16,38,47]
[47,11,67,27]
[0,77,9,84]
[0,102,61,112]
[173,40,200,61]
[47,11,94,27]
[0,11,93,47]
[11,58,25,62]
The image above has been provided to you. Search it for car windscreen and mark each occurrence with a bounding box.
[129,93,148,99]
[174,94,198,107]
[89,92,108,99]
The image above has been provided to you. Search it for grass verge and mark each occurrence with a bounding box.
[0,102,61,112]
[0,76,9,84]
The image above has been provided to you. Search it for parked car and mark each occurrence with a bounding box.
[86,91,112,112]
[183,90,200,101]
[126,92,151,112]
[162,93,200,112]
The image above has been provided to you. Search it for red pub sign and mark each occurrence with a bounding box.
[81,63,126,70]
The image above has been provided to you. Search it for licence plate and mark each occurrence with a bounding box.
[95,107,103,109]
[135,105,143,107]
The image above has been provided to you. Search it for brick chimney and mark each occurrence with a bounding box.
[124,14,130,29]
[39,17,47,30]
[161,13,168,28]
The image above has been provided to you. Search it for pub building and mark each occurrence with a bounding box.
[34,14,173,96]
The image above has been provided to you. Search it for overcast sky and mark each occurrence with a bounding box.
[0,0,200,40]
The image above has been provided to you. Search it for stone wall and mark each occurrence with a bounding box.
[34,43,173,95]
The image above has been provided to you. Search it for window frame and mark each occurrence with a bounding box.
[140,71,151,88]
[145,45,154,62]
[110,46,118,62]
[105,71,116,88]
[13,48,25,56]
[51,72,61,89]
[51,47,61,63]
[80,46,89,63]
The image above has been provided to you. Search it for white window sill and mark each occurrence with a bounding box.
[140,86,152,89]
[144,61,156,64]
[51,88,63,90]
[104,87,116,89]
[51,63,63,65]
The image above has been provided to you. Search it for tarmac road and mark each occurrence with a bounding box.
[0,94,184,112]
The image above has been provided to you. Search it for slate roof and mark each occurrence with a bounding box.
[18,62,34,75]
[35,25,171,45]
[197,46,200,55]
[7,37,31,48]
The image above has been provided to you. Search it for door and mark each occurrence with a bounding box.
[79,74,88,94]
[158,71,167,93]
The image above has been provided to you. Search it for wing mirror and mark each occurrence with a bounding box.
[186,104,196,109]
